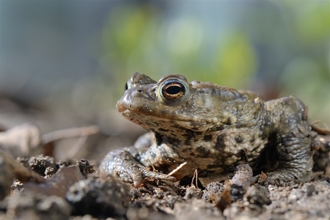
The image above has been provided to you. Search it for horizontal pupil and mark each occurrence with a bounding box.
[166,85,182,95]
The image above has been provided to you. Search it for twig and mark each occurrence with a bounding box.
[41,125,100,144]
[191,169,199,188]
[311,122,330,135]
[0,149,44,183]
[168,161,187,176]
[65,135,88,160]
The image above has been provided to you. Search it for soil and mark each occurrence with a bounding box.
[0,154,329,220]
[0,125,329,220]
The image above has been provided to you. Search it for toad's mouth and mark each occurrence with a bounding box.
[121,110,203,133]
[119,108,195,122]
[119,108,219,134]
[116,99,220,129]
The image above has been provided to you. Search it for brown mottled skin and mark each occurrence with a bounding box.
[100,72,316,186]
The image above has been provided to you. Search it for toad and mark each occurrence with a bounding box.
[100,72,325,186]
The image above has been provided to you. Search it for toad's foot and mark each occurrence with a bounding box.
[255,166,313,185]
[99,150,176,187]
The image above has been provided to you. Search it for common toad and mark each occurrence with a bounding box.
[100,73,321,186]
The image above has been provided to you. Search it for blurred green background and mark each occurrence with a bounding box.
[0,0,329,159]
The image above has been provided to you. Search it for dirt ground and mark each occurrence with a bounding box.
[0,124,329,220]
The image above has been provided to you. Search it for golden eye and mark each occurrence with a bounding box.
[157,75,190,105]
[161,82,185,100]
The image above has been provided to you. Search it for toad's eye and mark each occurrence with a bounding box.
[124,82,128,91]
[161,82,185,100]
[157,75,190,104]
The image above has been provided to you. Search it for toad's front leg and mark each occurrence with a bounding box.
[99,133,176,187]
